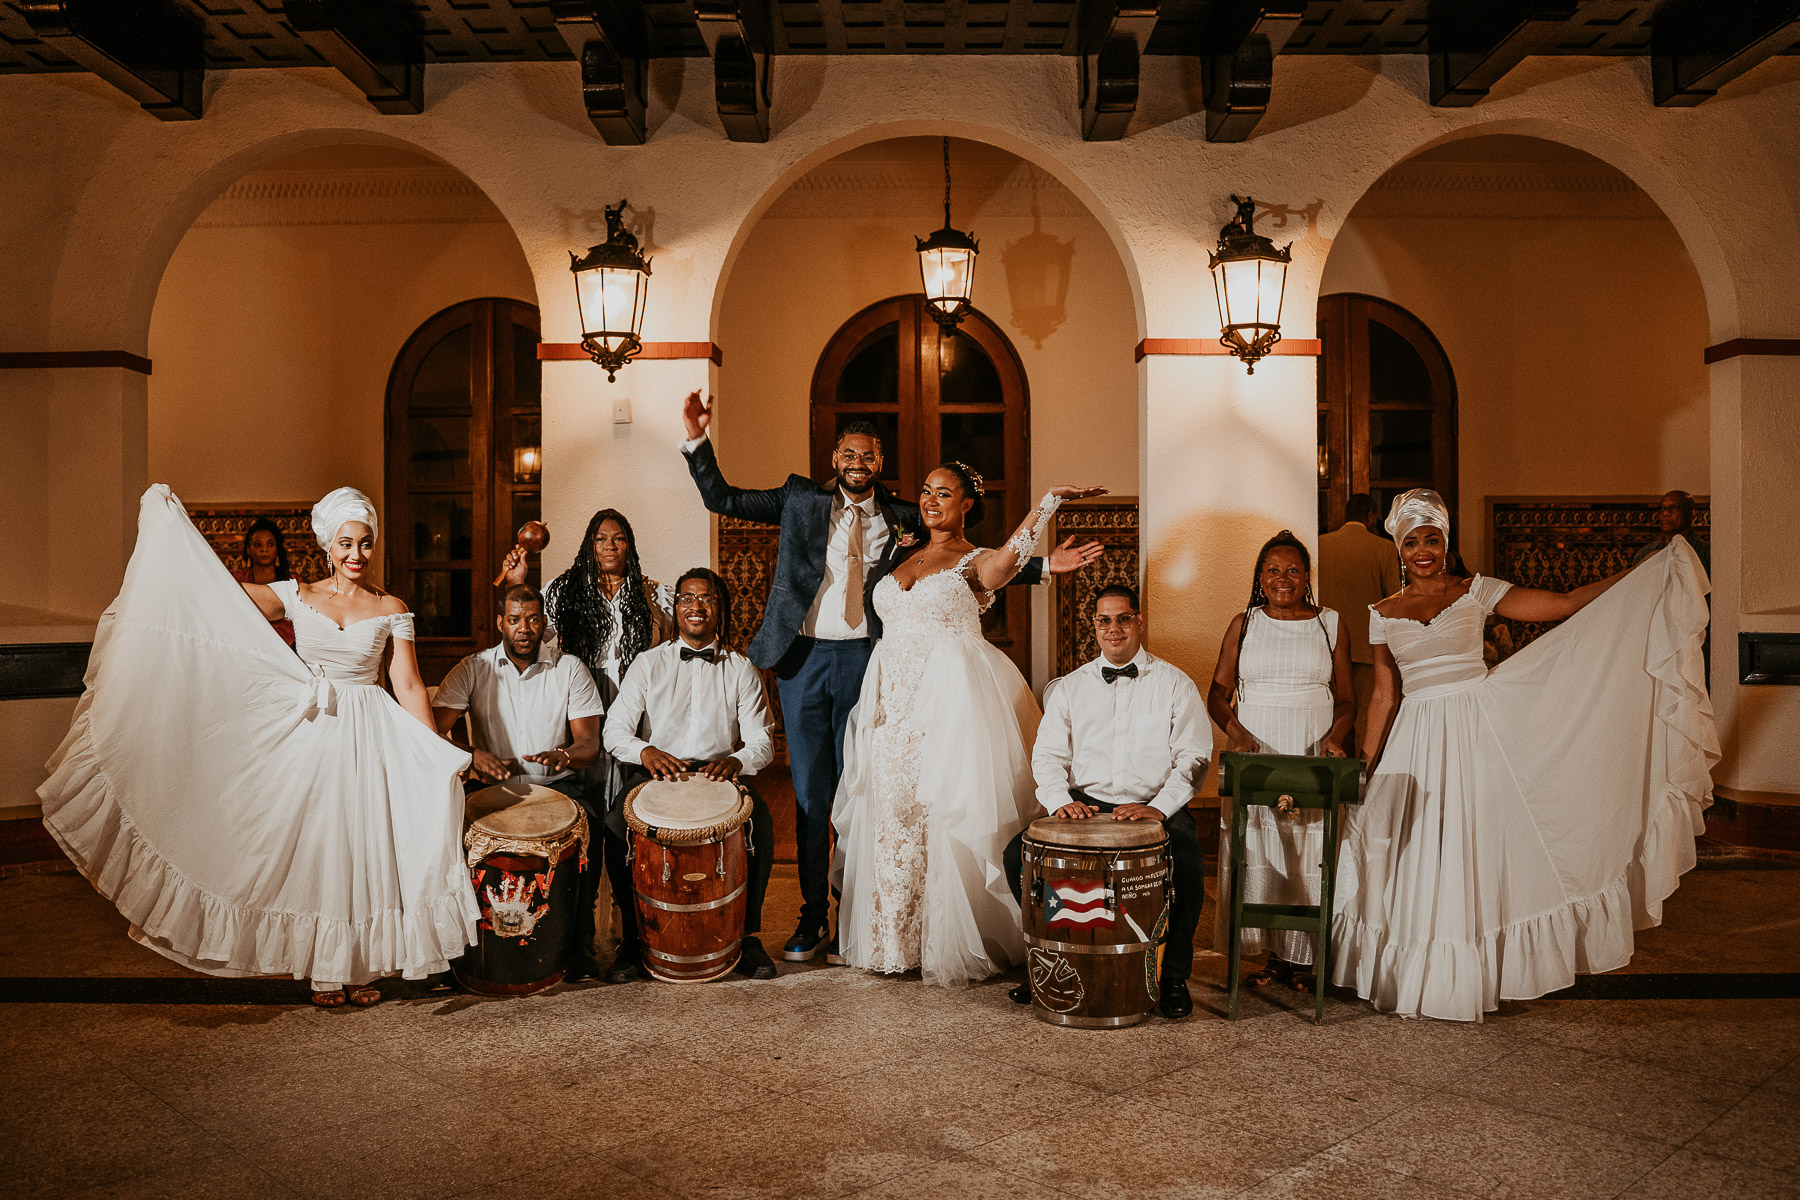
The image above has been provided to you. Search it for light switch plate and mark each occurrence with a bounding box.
[613,396,631,424]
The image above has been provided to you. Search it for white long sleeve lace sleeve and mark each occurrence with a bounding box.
[1004,491,1064,560]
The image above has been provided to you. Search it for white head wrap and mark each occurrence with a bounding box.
[311,486,379,552]
[1384,488,1450,547]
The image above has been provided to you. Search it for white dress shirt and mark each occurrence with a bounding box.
[603,638,775,774]
[435,642,605,784]
[680,432,888,640]
[1031,648,1210,818]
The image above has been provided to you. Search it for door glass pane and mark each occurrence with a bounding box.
[513,414,542,483]
[939,413,1006,483]
[410,494,473,561]
[1367,320,1431,407]
[937,329,1001,405]
[411,570,472,637]
[411,325,472,410]
[833,411,900,485]
[965,491,1007,553]
[1369,410,1433,481]
[1317,410,1329,484]
[837,324,900,405]
[511,322,540,408]
[409,416,471,485]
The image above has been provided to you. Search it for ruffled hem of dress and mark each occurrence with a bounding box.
[39,714,478,986]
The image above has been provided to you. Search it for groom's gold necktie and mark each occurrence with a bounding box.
[844,503,865,629]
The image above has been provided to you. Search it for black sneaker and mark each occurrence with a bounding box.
[735,936,777,980]
[823,933,846,966]
[782,922,829,962]
[606,944,645,984]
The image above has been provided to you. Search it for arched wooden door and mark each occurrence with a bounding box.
[1317,294,1458,535]
[385,297,541,684]
[810,296,1031,673]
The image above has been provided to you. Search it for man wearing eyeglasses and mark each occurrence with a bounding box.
[601,568,777,982]
[433,583,607,978]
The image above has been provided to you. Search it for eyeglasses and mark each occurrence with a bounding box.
[1093,614,1139,628]
[835,450,881,466]
[675,594,718,609]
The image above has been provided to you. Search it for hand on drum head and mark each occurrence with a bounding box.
[1054,800,1100,820]
[640,746,690,781]
[697,756,743,782]
[468,748,517,783]
[1111,803,1164,822]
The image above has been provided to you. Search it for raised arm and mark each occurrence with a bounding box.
[680,391,789,525]
[1493,567,1630,624]
[970,485,1108,592]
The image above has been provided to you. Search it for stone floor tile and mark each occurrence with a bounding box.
[688,1010,968,1095]
[1764,1054,1800,1096]
[966,1007,1254,1094]
[1248,1007,1524,1090]
[1542,998,1800,1086]
[521,1047,787,1155]
[58,1153,298,1200]
[47,1001,353,1058]
[848,1156,1078,1199]
[1241,1151,1484,1199]
[980,1097,1309,1199]
[1328,1091,1677,1199]
[1617,1149,1800,1199]
[1685,1085,1800,1173]
[605,1100,951,1199]
[1446,1038,1751,1145]
[447,1157,681,1200]
[0,1074,232,1199]
[1141,1040,1432,1149]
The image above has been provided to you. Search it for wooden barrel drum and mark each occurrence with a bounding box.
[623,778,755,983]
[1020,816,1172,1028]
[452,782,590,997]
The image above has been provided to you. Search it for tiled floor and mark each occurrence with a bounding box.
[3,863,1798,1199]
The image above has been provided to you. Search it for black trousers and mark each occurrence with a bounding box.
[604,762,774,949]
[1002,791,1206,984]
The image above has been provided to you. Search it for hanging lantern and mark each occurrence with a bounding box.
[570,199,652,382]
[917,137,979,328]
[1208,195,1291,374]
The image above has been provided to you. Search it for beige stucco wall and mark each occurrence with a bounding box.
[1,53,1797,799]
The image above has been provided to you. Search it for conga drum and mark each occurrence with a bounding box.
[622,778,754,983]
[1019,816,1172,1028]
[451,782,590,997]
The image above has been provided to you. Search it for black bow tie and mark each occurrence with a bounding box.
[680,647,717,664]
[1101,663,1139,684]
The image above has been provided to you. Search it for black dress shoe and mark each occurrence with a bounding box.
[1157,979,1193,1019]
[606,945,645,985]
[782,922,829,962]
[564,954,603,983]
[1008,981,1033,1006]
[735,936,777,980]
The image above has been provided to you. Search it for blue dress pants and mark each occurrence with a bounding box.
[774,636,873,926]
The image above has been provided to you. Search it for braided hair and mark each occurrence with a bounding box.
[543,508,656,678]
[1234,530,1332,702]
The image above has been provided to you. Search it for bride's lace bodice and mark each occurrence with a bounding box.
[271,580,414,685]
[873,549,987,645]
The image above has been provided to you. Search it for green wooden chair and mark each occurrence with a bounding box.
[1218,751,1365,1025]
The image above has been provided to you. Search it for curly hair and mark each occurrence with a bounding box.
[935,461,987,528]
[674,566,733,652]
[1233,530,1331,702]
[543,509,655,678]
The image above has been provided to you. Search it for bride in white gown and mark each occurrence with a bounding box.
[40,486,478,1006]
[1332,489,1718,1022]
[832,466,1104,986]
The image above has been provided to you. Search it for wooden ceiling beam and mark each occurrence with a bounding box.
[1202,2,1303,143]
[1428,1,1576,108]
[1077,0,1160,141]
[19,0,203,120]
[286,0,424,115]
[553,0,649,144]
[695,0,773,142]
[1653,0,1800,107]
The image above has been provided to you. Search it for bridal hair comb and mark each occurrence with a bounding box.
[946,461,986,497]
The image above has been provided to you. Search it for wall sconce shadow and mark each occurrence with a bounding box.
[1002,200,1075,349]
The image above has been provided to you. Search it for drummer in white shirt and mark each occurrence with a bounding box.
[602,567,777,983]
[433,583,607,979]
[1002,584,1210,1019]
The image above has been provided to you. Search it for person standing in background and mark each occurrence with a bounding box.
[1316,493,1400,739]
[1633,490,1710,574]
[233,517,295,648]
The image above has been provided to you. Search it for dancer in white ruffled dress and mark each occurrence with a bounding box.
[1332,489,1718,1022]
[832,466,1104,986]
[1209,531,1354,992]
[40,486,478,1007]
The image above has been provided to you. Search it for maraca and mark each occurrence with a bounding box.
[493,520,550,586]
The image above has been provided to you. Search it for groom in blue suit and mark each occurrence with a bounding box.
[680,390,1098,960]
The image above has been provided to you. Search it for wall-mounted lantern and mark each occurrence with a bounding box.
[1208,195,1290,374]
[571,199,652,382]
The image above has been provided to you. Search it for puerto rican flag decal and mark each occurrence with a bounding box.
[1044,878,1114,932]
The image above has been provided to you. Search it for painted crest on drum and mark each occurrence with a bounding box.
[1045,879,1114,932]
[1028,947,1086,1013]
[479,870,550,939]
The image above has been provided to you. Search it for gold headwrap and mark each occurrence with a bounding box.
[1384,488,1450,547]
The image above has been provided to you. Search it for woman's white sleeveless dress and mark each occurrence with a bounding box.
[1213,607,1340,966]
[1331,545,1717,1021]
[40,486,478,987]
[831,550,1042,986]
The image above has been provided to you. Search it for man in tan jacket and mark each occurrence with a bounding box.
[1316,493,1401,737]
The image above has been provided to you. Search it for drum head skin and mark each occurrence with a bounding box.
[631,779,742,830]
[466,782,580,840]
[1028,815,1168,850]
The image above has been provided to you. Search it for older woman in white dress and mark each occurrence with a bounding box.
[1208,530,1355,993]
[1333,490,1717,1021]
[41,486,477,1007]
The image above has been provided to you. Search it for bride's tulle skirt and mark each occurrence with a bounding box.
[831,633,1041,986]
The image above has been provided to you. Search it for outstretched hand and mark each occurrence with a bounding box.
[682,390,713,441]
[1051,485,1109,501]
[1045,536,1105,575]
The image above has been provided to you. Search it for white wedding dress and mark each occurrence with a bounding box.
[1331,542,1718,1021]
[40,486,478,987]
[831,549,1041,986]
